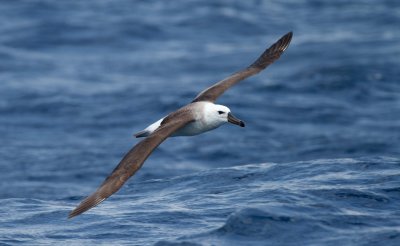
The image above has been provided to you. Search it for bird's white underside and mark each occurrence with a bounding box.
[139,102,230,137]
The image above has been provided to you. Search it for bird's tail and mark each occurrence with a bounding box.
[133,130,150,138]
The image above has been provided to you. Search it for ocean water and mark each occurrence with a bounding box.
[0,0,399,245]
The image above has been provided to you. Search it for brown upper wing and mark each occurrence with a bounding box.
[68,113,194,218]
[192,32,293,103]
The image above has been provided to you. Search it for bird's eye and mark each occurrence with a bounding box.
[218,111,224,115]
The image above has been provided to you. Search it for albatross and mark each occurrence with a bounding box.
[69,32,293,218]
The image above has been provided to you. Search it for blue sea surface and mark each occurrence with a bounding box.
[0,0,399,245]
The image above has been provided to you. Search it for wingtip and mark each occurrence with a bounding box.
[68,212,76,219]
[68,194,106,219]
[68,205,85,219]
[249,31,293,69]
[68,206,86,219]
[271,31,293,52]
[279,31,293,51]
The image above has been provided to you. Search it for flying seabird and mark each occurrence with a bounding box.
[69,32,293,218]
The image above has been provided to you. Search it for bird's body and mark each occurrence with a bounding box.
[170,102,223,136]
[69,32,293,218]
[135,102,237,138]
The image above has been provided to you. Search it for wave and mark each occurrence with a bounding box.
[2,157,399,245]
[153,157,400,245]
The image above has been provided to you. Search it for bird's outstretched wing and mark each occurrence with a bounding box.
[69,111,194,218]
[192,32,293,103]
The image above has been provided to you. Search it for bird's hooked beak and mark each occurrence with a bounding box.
[227,112,245,127]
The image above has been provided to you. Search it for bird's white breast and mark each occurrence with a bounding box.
[173,102,225,136]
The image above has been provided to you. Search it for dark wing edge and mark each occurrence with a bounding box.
[192,31,293,103]
[68,116,194,219]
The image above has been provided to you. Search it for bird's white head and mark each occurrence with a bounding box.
[203,103,245,128]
